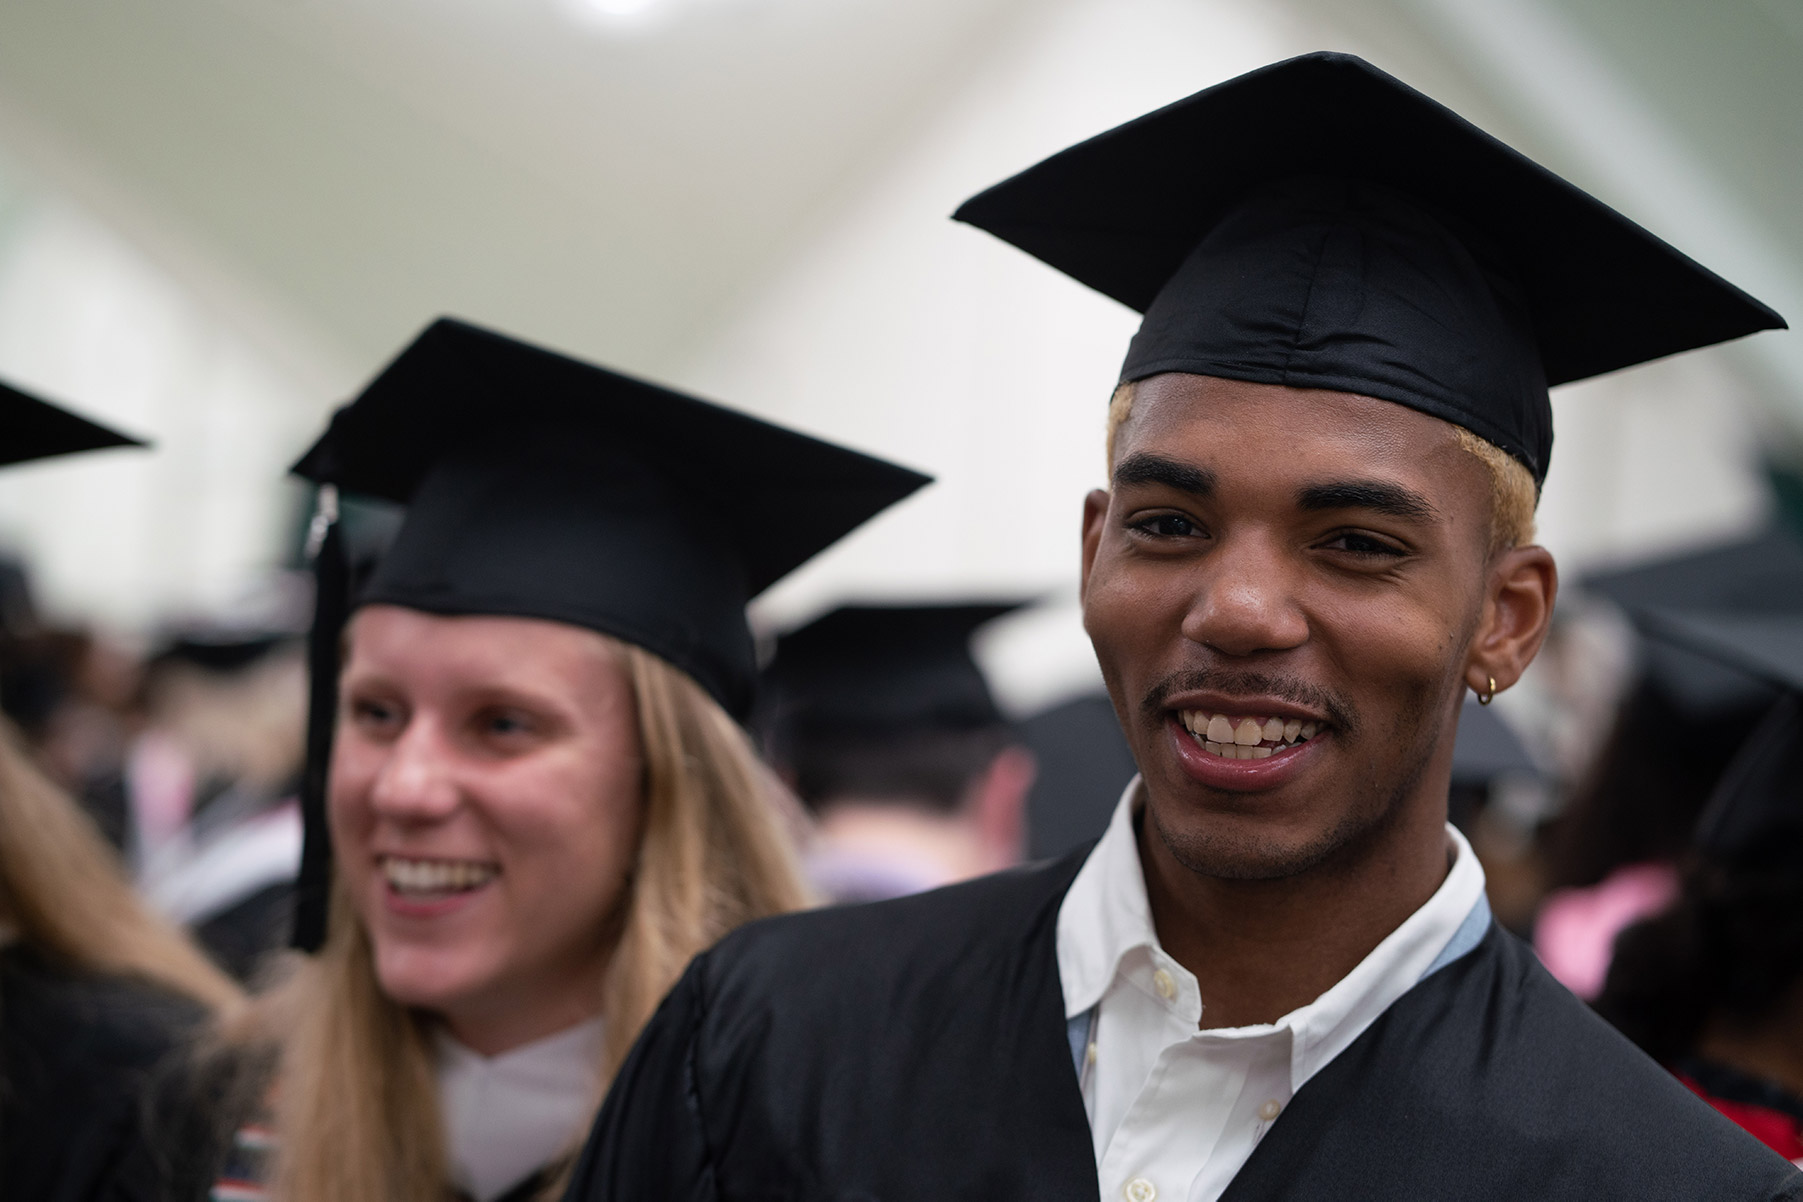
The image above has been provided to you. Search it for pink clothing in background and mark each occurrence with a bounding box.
[1535,862,1680,999]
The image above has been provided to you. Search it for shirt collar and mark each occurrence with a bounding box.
[1058,776,1158,1019]
[436,1016,605,1202]
[1056,777,1490,1084]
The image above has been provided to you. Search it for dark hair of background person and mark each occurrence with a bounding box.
[782,724,1014,817]
[1594,844,1803,1067]
[1543,668,1773,891]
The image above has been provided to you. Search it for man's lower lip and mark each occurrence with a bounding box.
[1163,714,1321,789]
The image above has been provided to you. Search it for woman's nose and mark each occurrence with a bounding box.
[366,720,461,821]
[1180,533,1310,658]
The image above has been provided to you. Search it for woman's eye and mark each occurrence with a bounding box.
[1132,513,1203,538]
[348,698,404,731]
[477,709,536,740]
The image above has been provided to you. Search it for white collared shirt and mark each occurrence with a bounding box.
[435,1017,607,1202]
[1057,779,1489,1202]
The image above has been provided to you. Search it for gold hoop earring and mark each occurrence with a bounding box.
[1478,676,1497,706]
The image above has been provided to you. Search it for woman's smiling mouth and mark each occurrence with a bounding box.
[380,855,500,899]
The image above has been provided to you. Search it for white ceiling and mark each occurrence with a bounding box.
[0,0,1040,389]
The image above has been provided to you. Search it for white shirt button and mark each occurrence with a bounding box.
[1151,969,1175,1000]
[1258,1098,1283,1121]
[1123,1177,1157,1202]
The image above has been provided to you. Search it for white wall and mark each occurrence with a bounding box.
[0,172,321,630]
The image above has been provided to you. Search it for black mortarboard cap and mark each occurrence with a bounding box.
[0,378,143,465]
[1451,696,1540,788]
[954,52,1785,485]
[1693,693,1803,863]
[1583,527,1803,619]
[1636,608,1803,860]
[287,319,930,949]
[1637,610,1803,696]
[759,603,1023,738]
[292,318,931,717]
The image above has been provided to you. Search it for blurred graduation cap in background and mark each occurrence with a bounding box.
[1452,696,1540,789]
[0,377,144,467]
[1583,528,1803,619]
[757,602,1023,739]
[289,317,930,947]
[0,379,144,720]
[757,602,1036,900]
[1636,609,1803,864]
[956,51,1784,488]
[756,602,1027,815]
[1577,528,1803,724]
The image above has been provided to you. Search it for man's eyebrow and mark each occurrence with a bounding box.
[1113,453,1215,498]
[1296,480,1439,522]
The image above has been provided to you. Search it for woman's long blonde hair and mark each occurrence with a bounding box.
[0,719,240,1010]
[246,638,811,1202]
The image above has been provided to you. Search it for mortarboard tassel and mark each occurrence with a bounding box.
[292,485,348,952]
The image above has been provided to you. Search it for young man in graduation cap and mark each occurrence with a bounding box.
[567,53,1802,1200]
[756,603,1037,902]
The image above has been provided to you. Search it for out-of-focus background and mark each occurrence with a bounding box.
[0,0,1798,982]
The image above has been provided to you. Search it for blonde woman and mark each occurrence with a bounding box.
[173,319,927,1202]
[0,382,241,1201]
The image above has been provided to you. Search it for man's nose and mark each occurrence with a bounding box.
[1179,532,1310,658]
[367,719,461,822]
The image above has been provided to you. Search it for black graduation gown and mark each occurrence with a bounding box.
[0,944,207,1202]
[566,847,1803,1201]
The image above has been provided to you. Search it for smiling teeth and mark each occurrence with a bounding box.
[1178,710,1320,759]
[382,857,499,895]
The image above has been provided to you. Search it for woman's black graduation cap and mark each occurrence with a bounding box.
[954,51,1785,485]
[0,378,143,465]
[759,603,1024,738]
[287,318,930,949]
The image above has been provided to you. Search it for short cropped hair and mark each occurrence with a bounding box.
[1105,380,1536,555]
[782,725,1014,817]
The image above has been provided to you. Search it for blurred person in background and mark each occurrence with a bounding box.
[569,54,1799,1200]
[0,564,146,855]
[1536,535,1795,998]
[0,379,242,1200]
[1536,654,1772,996]
[1444,695,1548,934]
[1597,613,1803,1165]
[756,603,1036,902]
[122,320,926,1202]
[132,630,308,981]
[1017,690,1140,862]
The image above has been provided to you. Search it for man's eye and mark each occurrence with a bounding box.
[1323,532,1406,558]
[1132,513,1203,538]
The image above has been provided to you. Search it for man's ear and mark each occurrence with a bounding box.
[1465,545,1558,698]
[1080,489,1111,603]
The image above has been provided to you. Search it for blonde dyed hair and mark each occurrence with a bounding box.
[0,720,240,1011]
[242,637,811,1202]
[1106,379,1537,553]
